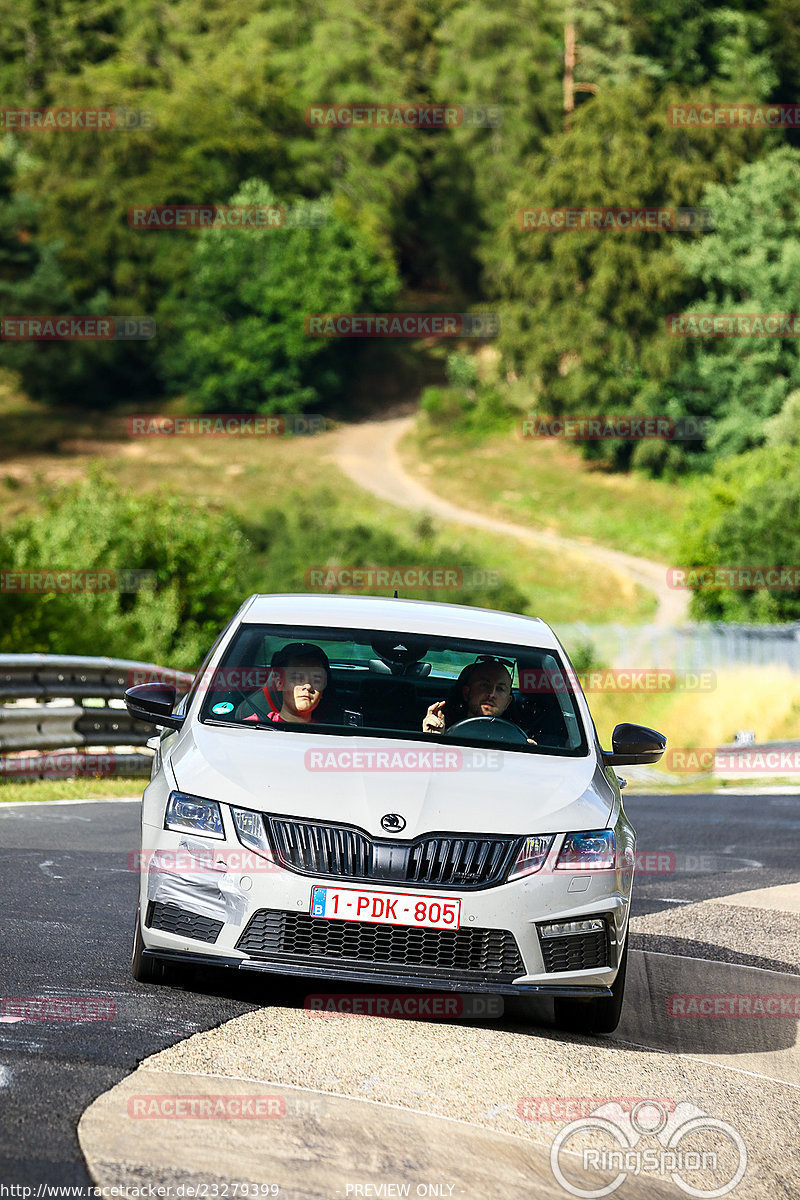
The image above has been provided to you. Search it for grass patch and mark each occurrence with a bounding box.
[400,415,689,562]
[588,666,800,775]
[0,777,143,803]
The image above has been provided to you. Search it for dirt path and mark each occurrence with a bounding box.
[328,415,689,625]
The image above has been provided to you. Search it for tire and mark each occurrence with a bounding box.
[552,938,629,1035]
[131,904,188,987]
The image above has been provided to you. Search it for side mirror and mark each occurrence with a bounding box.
[124,683,185,730]
[602,722,666,766]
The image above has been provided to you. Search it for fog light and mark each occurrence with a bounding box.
[539,917,605,938]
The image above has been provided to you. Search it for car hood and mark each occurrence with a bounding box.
[169,723,614,837]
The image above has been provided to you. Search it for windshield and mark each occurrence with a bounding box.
[197,624,588,756]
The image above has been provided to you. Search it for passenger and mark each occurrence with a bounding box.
[236,643,334,724]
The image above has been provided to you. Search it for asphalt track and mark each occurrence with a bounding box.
[1,792,798,1195]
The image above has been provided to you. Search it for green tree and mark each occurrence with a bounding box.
[0,138,134,407]
[676,441,800,621]
[162,179,400,413]
[485,78,768,471]
[669,147,800,459]
[0,470,257,667]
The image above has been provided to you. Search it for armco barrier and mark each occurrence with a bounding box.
[0,654,194,773]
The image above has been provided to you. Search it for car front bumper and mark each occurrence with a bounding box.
[137,818,633,998]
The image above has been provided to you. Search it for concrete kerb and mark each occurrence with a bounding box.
[78,1070,669,1200]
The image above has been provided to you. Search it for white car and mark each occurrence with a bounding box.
[125,594,665,1033]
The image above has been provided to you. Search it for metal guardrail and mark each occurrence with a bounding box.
[0,655,194,776]
[561,622,800,672]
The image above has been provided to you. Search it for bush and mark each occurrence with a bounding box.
[0,470,256,668]
[161,179,400,414]
[0,475,528,667]
[676,442,800,621]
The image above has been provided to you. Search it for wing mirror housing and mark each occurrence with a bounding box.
[602,722,666,766]
[124,683,185,730]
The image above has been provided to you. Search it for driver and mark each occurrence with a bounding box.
[422,659,513,733]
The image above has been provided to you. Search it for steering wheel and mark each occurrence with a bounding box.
[442,716,530,745]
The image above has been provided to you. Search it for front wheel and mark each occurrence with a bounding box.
[131,905,189,987]
[552,938,629,1035]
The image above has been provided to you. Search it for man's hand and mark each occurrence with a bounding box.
[422,700,446,733]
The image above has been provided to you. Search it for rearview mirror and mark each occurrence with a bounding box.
[124,683,185,730]
[602,722,666,766]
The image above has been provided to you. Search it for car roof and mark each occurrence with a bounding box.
[238,594,562,651]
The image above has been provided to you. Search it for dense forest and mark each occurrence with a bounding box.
[2,0,800,624]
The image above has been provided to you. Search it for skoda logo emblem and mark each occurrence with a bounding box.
[381,813,406,832]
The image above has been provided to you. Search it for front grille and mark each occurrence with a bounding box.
[146,901,223,944]
[267,817,520,890]
[236,909,525,980]
[538,927,609,973]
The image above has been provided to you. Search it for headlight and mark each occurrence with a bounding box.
[231,806,272,857]
[508,835,555,880]
[164,791,224,839]
[556,829,615,870]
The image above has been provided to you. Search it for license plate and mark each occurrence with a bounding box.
[310,885,461,930]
